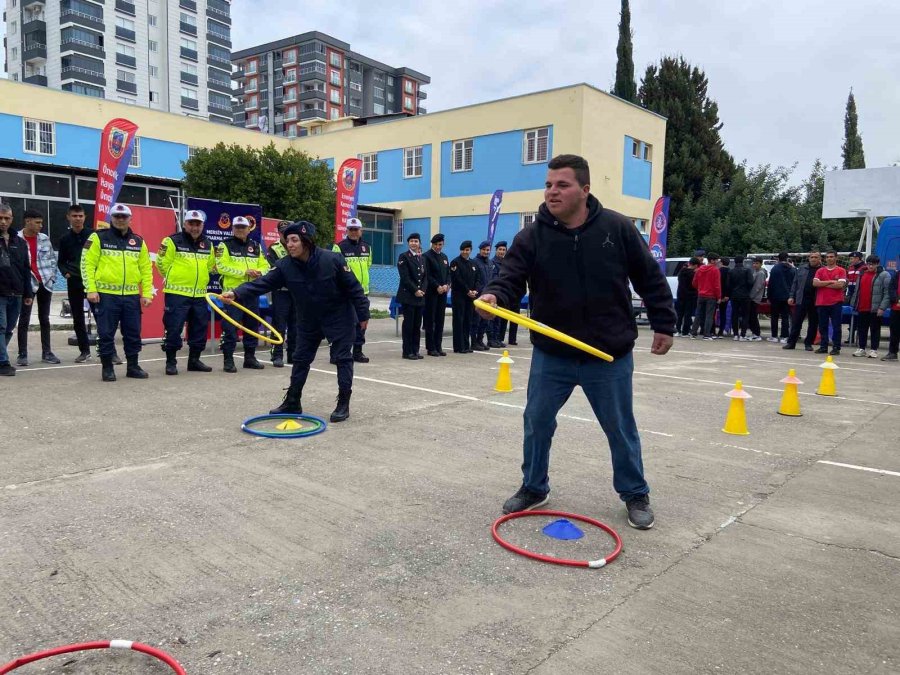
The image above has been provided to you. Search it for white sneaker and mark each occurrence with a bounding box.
[780,338,789,344]
[733,335,741,341]
[868,350,878,358]
[750,335,763,341]
[740,336,751,342]
[767,337,780,343]
[852,348,866,357]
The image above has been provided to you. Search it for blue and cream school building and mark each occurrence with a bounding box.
[0,79,666,293]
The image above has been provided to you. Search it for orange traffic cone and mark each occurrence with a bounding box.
[816,356,838,397]
[778,369,803,416]
[722,380,752,435]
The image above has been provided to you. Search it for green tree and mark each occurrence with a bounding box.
[612,0,637,103]
[841,90,866,170]
[639,56,735,237]
[181,143,336,245]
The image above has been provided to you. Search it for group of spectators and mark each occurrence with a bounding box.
[675,250,900,361]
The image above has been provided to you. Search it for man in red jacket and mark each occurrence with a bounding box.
[690,253,722,339]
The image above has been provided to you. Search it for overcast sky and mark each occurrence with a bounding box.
[2,1,895,178]
[228,0,898,179]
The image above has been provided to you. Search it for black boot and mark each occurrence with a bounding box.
[270,384,303,414]
[330,388,351,423]
[101,355,116,382]
[165,349,178,375]
[271,349,284,368]
[125,354,149,379]
[187,348,212,372]
[223,350,237,373]
[353,348,370,363]
[243,348,265,369]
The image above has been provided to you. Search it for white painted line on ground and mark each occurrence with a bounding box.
[817,460,900,478]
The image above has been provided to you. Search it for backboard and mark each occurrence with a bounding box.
[822,166,900,219]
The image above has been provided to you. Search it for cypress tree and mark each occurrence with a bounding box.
[841,90,866,169]
[612,0,637,102]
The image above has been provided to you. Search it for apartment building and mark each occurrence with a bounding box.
[232,31,429,137]
[4,0,234,123]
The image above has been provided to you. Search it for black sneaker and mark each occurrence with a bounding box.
[74,351,92,363]
[881,352,898,362]
[804,345,814,352]
[42,352,61,364]
[0,363,15,376]
[625,494,655,530]
[814,347,828,354]
[502,487,549,514]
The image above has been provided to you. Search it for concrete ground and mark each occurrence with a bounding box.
[2,311,899,674]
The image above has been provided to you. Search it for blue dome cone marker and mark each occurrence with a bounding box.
[542,519,584,540]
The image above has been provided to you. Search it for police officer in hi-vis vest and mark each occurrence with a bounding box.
[333,217,372,363]
[156,209,216,375]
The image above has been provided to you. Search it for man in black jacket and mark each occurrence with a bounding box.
[766,252,795,342]
[675,257,699,336]
[396,232,427,360]
[716,256,731,337]
[783,252,822,351]
[57,204,93,362]
[471,241,496,350]
[0,203,34,376]
[223,221,369,423]
[450,241,477,353]
[479,154,675,530]
[423,233,450,357]
[728,256,754,340]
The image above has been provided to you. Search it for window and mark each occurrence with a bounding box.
[182,62,197,75]
[374,86,384,99]
[284,69,296,83]
[247,94,258,108]
[642,143,652,161]
[246,76,257,92]
[283,50,296,65]
[387,91,394,103]
[10,21,16,35]
[632,139,640,158]
[403,146,423,178]
[350,81,362,92]
[150,91,159,102]
[149,65,159,77]
[24,119,55,156]
[521,212,537,229]
[361,153,378,182]
[129,138,141,168]
[117,43,136,58]
[180,12,196,26]
[148,14,157,26]
[387,75,394,86]
[287,125,297,138]
[329,52,341,67]
[180,37,196,50]
[404,80,413,94]
[404,96,413,109]
[330,108,339,120]
[188,146,200,159]
[11,47,18,61]
[149,40,159,52]
[181,87,197,100]
[246,60,257,74]
[207,19,230,40]
[523,127,550,164]
[116,69,135,84]
[452,139,473,172]
[330,69,340,86]
[632,218,647,233]
[116,17,135,31]
[118,96,136,104]
[247,112,258,126]
[350,97,361,108]
[373,103,384,115]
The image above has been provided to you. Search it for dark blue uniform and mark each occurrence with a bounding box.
[423,247,450,354]
[266,243,297,364]
[396,249,427,358]
[234,246,369,394]
[450,255,477,353]
[471,253,496,346]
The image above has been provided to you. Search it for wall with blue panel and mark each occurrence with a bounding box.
[437,213,521,258]
[440,128,552,198]
[369,266,399,295]
[0,113,188,181]
[359,145,432,203]
[622,136,652,200]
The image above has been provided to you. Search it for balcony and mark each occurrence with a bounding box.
[24,74,48,86]
[207,77,231,95]
[23,42,47,62]
[209,113,232,125]
[116,79,137,94]
[115,0,135,16]
[23,18,47,35]
[417,89,427,99]
[115,53,136,68]
[181,96,199,110]
[206,0,231,23]
[60,7,104,30]
[179,21,197,36]
[61,65,105,86]
[208,101,231,116]
[115,26,136,42]
[207,31,231,49]
[283,109,298,122]
[180,71,198,86]
[300,88,325,102]
[179,0,197,11]
[418,106,427,114]
[180,46,198,61]
[62,37,105,59]
[300,108,326,121]
[208,54,230,71]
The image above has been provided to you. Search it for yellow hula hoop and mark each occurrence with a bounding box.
[474,299,614,362]
[205,293,284,346]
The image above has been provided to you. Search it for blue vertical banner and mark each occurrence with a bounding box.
[486,189,504,245]
[186,198,264,293]
[649,196,670,274]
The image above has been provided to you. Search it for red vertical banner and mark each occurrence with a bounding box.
[334,158,363,243]
[261,217,282,251]
[95,118,139,229]
[128,205,177,341]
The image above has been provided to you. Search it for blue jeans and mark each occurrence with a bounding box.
[817,303,843,350]
[0,295,23,364]
[522,348,649,501]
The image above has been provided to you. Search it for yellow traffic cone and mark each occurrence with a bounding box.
[778,369,803,417]
[722,380,752,435]
[816,356,839,397]
[275,419,302,431]
[495,350,514,392]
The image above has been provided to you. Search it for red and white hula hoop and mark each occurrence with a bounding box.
[492,509,623,569]
[0,640,186,674]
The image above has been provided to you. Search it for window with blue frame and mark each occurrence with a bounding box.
[356,211,394,265]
